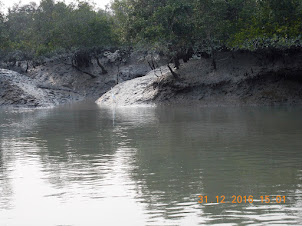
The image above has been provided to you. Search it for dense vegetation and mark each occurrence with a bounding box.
[0,0,302,60]
[0,0,117,59]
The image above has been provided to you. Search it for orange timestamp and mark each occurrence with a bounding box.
[198,195,286,204]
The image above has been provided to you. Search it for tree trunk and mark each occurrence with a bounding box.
[210,45,217,70]
[71,61,97,79]
[212,57,217,70]
[116,65,120,84]
[25,61,29,73]
[167,64,179,79]
[95,56,108,74]
[174,57,180,69]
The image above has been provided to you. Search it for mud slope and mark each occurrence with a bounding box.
[0,50,155,107]
[96,51,302,106]
[0,69,56,107]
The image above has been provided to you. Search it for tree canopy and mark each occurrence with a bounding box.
[0,0,301,59]
[0,0,117,58]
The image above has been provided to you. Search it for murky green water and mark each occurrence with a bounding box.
[0,103,301,225]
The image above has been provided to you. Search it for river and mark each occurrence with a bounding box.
[0,102,302,225]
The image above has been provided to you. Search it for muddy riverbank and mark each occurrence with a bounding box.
[97,50,302,107]
[1,49,302,108]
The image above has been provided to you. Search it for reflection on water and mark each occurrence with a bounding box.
[0,103,302,225]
